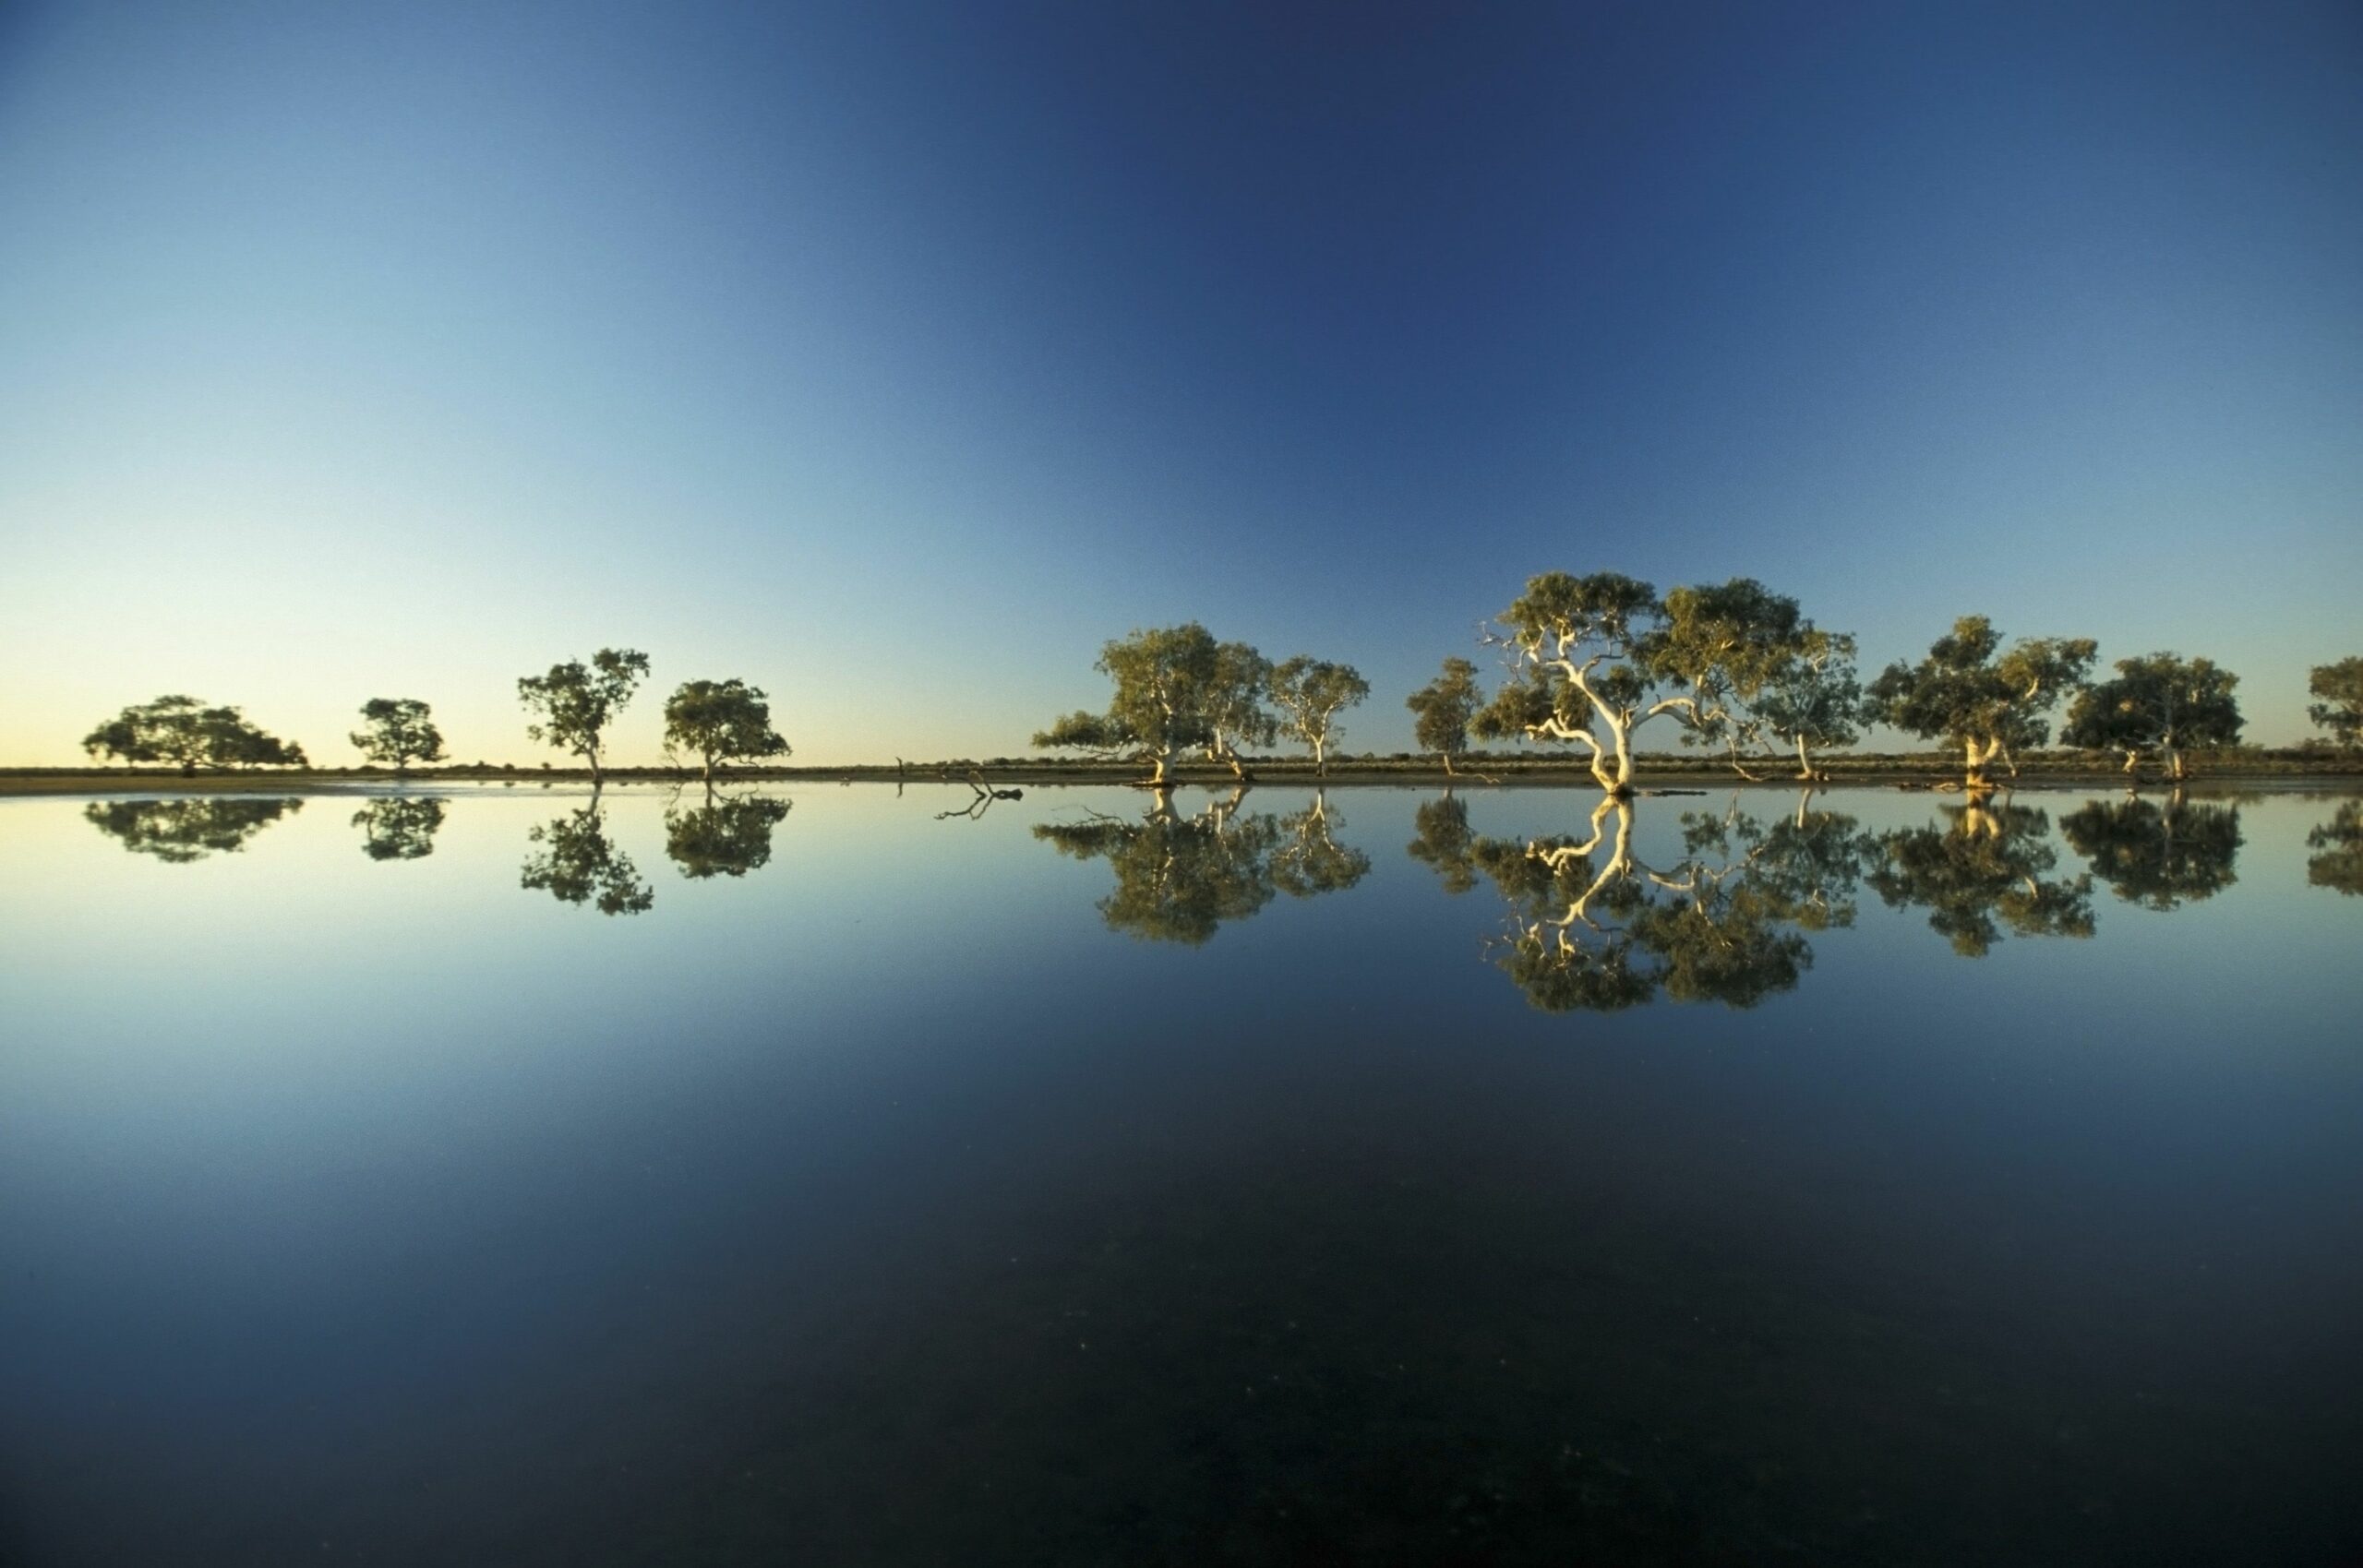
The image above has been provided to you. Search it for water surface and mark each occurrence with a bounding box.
[3,782,2359,1564]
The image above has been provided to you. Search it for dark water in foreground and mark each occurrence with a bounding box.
[3,783,2360,1565]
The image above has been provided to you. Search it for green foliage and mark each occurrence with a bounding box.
[1268,796,1373,898]
[1407,657,1483,772]
[353,796,447,861]
[1405,795,1481,895]
[664,678,790,780]
[665,794,792,878]
[2306,801,2363,896]
[1865,616,2097,781]
[85,796,304,862]
[83,696,307,773]
[1036,790,1365,943]
[1033,625,1220,784]
[2060,653,2241,778]
[350,698,447,772]
[1749,631,1864,773]
[1865,803,2094,956]
[518,649,652,781]
[2059,797,2240,910]
[2309,658,2363,749]
[1268,656,1370,773]
[521,803,654,915]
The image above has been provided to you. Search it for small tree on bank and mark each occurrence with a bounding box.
[351,698,447,774]
[1269,657,1370,775]
[518,649,651,785]
[1749,631,1864,779]
[1865,616,2096,789]
[2060,653,2241,780]
[663,678,790,783]
[83,696,307,774]
[1406,656,1483,777]
[2309,658,2363,750]
[1201,640,1277,780]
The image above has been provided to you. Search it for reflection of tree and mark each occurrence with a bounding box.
[1269,794,1372,899]
[2307,801,2363,897]
[1038,790,1364,944]
[353,796,447,861]
[1470,795,1870,1012]
[665,794,792,879]
[1406,795,1481,895]
[522,801,654,915]
[1866,804,2093,957]
[2059,796,2241,910]
[85,796,303,863]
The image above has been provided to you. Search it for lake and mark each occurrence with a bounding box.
[3,782,2359,1565]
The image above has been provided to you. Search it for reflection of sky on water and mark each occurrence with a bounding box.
[1,784,2359,1563]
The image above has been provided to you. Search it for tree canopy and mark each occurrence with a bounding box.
[2307,802,2363,896]
[665,795,792,878]
[518,649,651,783]
[522,802,654,915]
[1035,624,1271,786]
[2309,658,2363,750]
[664,678,790,781]
[1268,656,1369,775]
[85,796,304,862]
[84,696,307,773]
[2059,797,2241,910]
[350,698,447,773]
[2060,653,2240,780]
[353,796,447,861]
[1865,616,2097,786]
[1406,656,1483,775]
[1865,803,2094,956]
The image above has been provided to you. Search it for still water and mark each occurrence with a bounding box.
[3,783,2359,1564]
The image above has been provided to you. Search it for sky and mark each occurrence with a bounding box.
[2,0,2358,766]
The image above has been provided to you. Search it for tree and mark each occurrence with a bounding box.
[1750,631,1864,779]
[1033,624,1222,787]
[666,795,792,878]
[1470,573,1818,794]
[1865,616,2097,788]
[83,695,307,774]
[350,698,447,774]
[84,796,304,862]
[2307,802,2363,896]
[663,678,790,782]
[522,802,654,915]
[1406,656,1483,776]
[1268,657,1370,776]
[2309,658,2363,749]
[2060,653,2241,781]
[518,649,651,784]
[353,797,447,861]
[1199,640,1277,780]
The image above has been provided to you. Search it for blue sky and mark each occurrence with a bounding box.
[2,0,2357,764]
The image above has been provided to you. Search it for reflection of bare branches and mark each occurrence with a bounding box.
[936,771,1025,820]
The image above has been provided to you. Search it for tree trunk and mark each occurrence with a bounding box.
[1795,733,1814,780]
[1313,737,1326,777]
[1609,717,1635,795]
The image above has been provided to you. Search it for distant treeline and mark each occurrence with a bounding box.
[71,572,2363,793]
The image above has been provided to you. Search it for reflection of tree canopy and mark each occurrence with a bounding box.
[1037,791,1365,944]
[1466,796,1870,1012]
[2059,796,2241,910]
[353,796,447,861]
[522,802,654,915]
[665,794,792,879]
[1406,795,1481,896]
[1866,804,2093,957]
[2307,801,2363,897]
[85,796,303,863]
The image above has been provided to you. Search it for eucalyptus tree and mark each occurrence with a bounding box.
[1034,792,1281,943]
[2307,802,2363,896]
[1033,624,1221,788]
[83,696,307,774]
[2060,654,2241,781]
[518,648,652,784]
[1405,656,1483,776]
[353,797,447,861]
[2309,658,2363,749]
[1199,640,1277,781]
[522,803,654,915]
[1268,794,1372,898]
[1865,616,2097,788]
[663,678,790,783]
[1749,631,1864,779]
[350,698,446,774]
[1469,573,1819,794]
[665,795,792,879]
[2059,797,2241,910]
[1268,657,1370,775]
[84,797,303,862]
[1865,803,2094,957]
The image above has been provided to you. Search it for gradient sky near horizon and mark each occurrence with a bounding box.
[3,0,2358,767]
